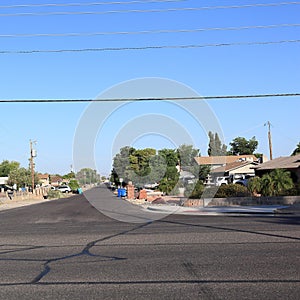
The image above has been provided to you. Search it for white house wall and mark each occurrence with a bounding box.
[228,164,255,176]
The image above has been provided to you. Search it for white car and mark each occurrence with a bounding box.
[56,185,72,193]
[214,176,229,186]
[235,174,255,186]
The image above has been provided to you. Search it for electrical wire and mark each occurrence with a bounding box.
[1,39,299,54]
[1,93,300,103]
[1,23,299,38]
[0,0,186,9]
[1,2,299,17]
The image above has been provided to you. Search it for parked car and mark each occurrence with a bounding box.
[144,183,159,189]
[214,176,229,186]
[56,185,72,193]
[234,174,255,186]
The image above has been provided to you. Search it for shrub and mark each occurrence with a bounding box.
[215,184,251,198]
[186,181,205,199]
[159,178,178,195]
[47,189,64,199]
[276,183,300,196]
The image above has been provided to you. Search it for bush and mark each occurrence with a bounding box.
[215,184,251,198]
[276,183,300,196]
[159,178,178,195]
[47,189,64,199]
[186,183,252,199]
[186,181,205,199]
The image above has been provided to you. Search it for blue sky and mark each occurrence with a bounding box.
[0,0,299,176]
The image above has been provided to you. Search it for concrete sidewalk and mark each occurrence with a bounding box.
[144,204,297,216]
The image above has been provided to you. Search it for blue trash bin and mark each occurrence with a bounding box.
[120,188,126,197]
[118,188,126,197]
[77,188,83,194]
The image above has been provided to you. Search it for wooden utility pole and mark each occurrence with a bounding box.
[29,140,37,191]
[265,121,273,160]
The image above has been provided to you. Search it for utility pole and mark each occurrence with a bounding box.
[265,121,273,160]
[29,140,37,191]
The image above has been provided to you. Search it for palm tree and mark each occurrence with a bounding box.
[269,169,294,196]
[260,169,294,196]
[260,174,274,196]
[291,142,300,156]
[247,177,262,196]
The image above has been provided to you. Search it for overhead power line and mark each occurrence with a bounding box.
[1,23,299,38]
[1,93,300,103]
[0,0,186,9]
[1,2,299,17]
[1,39,300,54]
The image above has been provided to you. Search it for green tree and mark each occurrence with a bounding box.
[0,160,20,177]
[229,136,258,155]
[111,146,166,187]
[101,176,107,181]
[269,169,294,196]
[260,169,294,196]
[134,154,167,187]
[110,168,120,186]
[62,172,76,179]
[7,167,33,188]
[129,148,156,177]
[68,179,80,191]
[177,144,199,168]
[291,142,300,156]
[154,149,180,194]
[177,144,201,177]
[158,149,179,167]
[76,168,99,185]
[112,146,135,184]
[208,132,227,156]
[158,164,180,195]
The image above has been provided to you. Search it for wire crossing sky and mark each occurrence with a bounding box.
[1,23,299,38]
[1,39,300,54]
[1,2,300,17]
[1,93,300,103]
[0,0,187,9]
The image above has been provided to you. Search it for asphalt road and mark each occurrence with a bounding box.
[0,186,299,299]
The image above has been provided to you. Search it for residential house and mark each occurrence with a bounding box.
[0,177,8,185]
[194,155,266,185]
[38,174,50,187]
[254,154,300,183]
[194,155,259,170]
[50,175,63,187]
[211,160,259,184]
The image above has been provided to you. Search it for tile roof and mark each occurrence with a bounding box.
[50,175,63,182]
[254,154,300,170]
[212,161,256,173]
[194,155,258,166]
